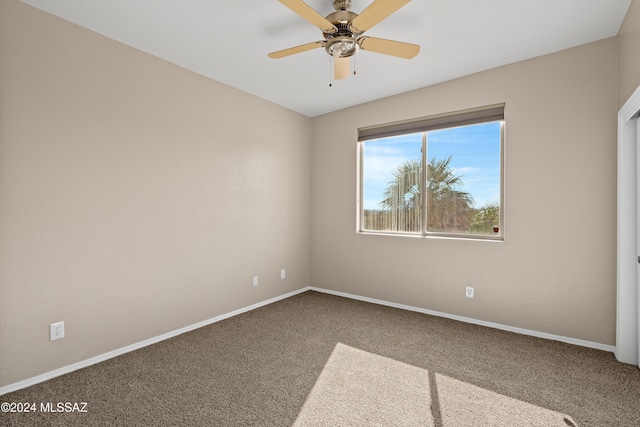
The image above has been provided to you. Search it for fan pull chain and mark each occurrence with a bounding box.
[353,55,356,76]
[329,57,333,87]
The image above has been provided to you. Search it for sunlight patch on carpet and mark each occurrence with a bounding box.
[293,343,577,426]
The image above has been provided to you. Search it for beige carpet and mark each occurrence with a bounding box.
[1,291,639,426]
[294,343,577,427]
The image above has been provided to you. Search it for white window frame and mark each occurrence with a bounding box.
[357,104,505,241]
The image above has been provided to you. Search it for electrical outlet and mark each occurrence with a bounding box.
[281,269,286,279]
[253,276,259,286]
[50,321,65,341]
[466,287,474,298]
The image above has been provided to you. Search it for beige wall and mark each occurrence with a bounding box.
[618,0,640,107]
[0,0,311,387]
[311,38,618,345]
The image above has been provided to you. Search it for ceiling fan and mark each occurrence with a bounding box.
[268,0,420,80]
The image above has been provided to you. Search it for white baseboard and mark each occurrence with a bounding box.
[2,285,616,395]
[0,287,312,396]
[310,286,616,353]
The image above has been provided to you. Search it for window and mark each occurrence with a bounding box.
[358,104,504,240]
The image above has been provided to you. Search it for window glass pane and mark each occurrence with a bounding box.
[362,134,423,232]
[426,122,501,235]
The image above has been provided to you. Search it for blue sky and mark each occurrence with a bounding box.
[362,122,501,210]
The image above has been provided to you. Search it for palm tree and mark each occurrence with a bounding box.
[426,156,474,232]
[379,156,474,232]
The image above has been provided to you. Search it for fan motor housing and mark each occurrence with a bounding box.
[323,8,359,58]
[324,10,358,32]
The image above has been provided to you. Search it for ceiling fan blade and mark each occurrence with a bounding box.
[349,0,411,34]
[278,0,338,33]
[268,41,325,59]
[358,37,419,59]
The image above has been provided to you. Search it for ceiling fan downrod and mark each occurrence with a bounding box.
[333,0,352,10]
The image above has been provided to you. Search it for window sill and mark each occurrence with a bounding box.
[357,230,504,242]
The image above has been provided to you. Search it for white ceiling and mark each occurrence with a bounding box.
[19,0,632,117]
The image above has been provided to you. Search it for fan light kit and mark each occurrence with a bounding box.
[269,0,420,81]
